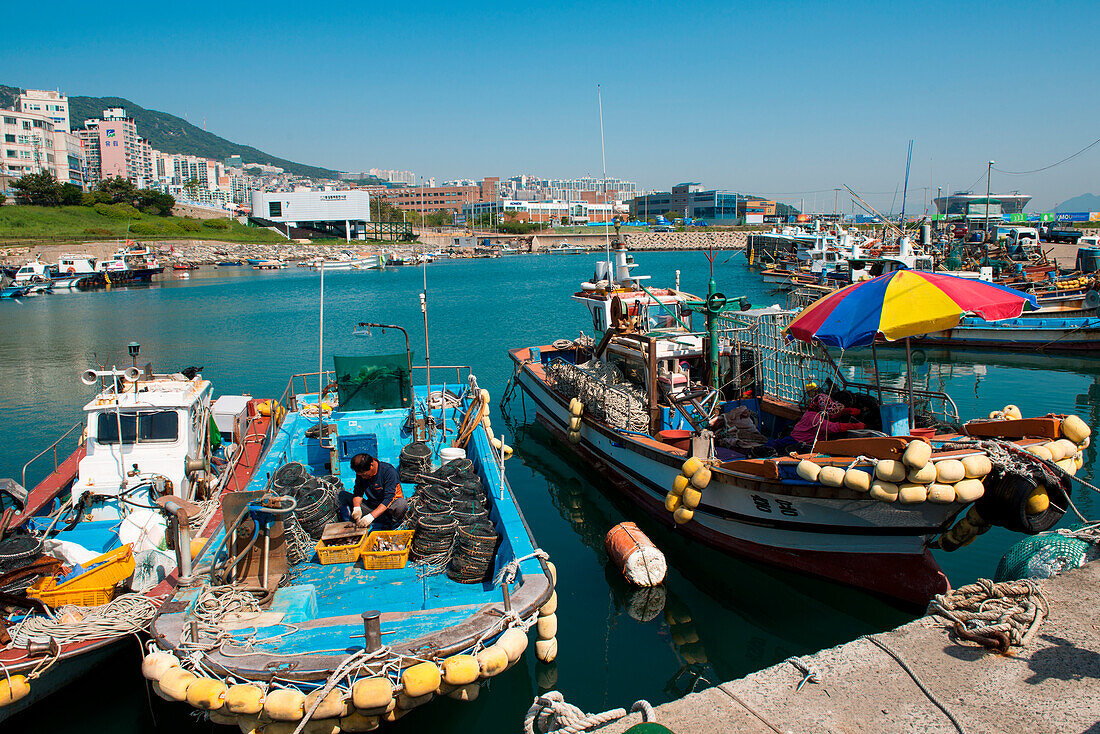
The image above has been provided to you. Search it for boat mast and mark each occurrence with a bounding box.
[598,84,612,275]
[318,262,325,436]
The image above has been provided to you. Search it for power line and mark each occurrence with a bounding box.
[993,134,1100,175]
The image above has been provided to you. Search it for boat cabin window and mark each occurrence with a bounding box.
[647,303,680,330]
[96,410,179,444]
[592,306,606,333]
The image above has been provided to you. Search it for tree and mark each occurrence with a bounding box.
[0,193,6,206]
[11,171,62,206]
[59,183,83,206]
[95,176,140,205]
[137,189,175,216]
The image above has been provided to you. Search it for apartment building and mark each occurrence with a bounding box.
[77,108,154,187]
[1,107,85,187]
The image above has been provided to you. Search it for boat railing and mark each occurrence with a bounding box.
[22,420,84,491]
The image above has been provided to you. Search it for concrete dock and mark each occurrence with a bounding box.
[602,561,1100,734]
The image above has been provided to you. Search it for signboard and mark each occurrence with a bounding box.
[1040,213,1055,222]
[1055,212,1089,222]
[1007,213,1026,222]
[1090,212,1100,222]
[967,203,1001,218]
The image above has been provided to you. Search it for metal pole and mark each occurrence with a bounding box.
[985,160,995,240]
[318,261,325,441]
[906,337,915,429]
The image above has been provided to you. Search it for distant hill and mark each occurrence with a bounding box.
[0,83,342,180]
[1055,193,1100,212]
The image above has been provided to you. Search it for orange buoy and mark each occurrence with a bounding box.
[604,522,667,587]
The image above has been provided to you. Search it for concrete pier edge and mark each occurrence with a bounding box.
[601,561,1100,734]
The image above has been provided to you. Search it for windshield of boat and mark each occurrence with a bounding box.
[96,410,180,444]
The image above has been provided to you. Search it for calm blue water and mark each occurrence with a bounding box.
[1,253,1096,732]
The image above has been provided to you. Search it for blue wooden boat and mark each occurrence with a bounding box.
[1,285,28,299]
[143,350,554,730]
[904,315,1100,352]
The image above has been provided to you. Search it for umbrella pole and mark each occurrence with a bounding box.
[906,337,915,430]
[871,339,883,403]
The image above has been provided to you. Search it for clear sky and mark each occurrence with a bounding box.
[7,0,1099,211]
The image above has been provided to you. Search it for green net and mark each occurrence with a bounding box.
[333,353,413,411]
[995,526,1096,581]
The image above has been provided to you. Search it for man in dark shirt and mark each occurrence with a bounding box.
[338,453,407,531]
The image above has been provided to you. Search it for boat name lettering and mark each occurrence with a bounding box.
[751,495,799,517]
[752,495,772,513]
[775,499,799,517]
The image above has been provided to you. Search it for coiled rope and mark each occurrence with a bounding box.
[7,593,160,647]
[927,578,1049,653]
[523,690,655,734]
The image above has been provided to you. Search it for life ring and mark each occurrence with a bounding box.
[67,266,76,275]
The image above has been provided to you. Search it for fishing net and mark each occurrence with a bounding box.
[546,358,650,432]
[995,525,1100,581]
[447,521,500,584]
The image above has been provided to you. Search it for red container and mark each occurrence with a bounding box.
[910,427,936,441]
[658,429,693,451]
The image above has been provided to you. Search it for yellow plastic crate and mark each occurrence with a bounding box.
[26,544,135,608]
[315,532,368,565]
[360,530,414,570]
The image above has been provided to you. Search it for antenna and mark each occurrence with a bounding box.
[900,139,913,225]
[598,85,611,270]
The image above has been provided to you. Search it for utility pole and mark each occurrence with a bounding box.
[985,160,995,239]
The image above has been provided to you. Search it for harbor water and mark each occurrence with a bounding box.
[1,252,1095,732]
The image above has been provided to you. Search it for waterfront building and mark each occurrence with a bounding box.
[378,177,499,215]
[17,90,70,132]
[933,191,1031,225]
[462,198,618,225]
[251,189,374,237]
[629,183,776,224]
[0,101,85,188]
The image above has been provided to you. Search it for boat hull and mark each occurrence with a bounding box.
[907,317,1100,351]
[511,349,953,607]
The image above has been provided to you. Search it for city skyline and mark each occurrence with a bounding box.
[6,0,1099,212]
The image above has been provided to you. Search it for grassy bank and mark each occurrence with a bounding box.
[0,205,286,245]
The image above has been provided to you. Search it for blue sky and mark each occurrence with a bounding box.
[7,0,1099,211]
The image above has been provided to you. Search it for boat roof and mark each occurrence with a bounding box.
[83,373,211,411]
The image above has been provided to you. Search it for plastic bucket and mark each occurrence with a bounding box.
[910,427,936,441]
[657,430,693,451]
[440,447,466,463]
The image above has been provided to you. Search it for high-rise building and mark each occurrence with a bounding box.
[77,108,154,187]
[1,105,85,187]
[17,90,70,132]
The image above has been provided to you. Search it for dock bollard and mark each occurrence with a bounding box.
[362,610,382,652]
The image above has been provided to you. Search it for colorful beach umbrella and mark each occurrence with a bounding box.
[787,270,1039,349]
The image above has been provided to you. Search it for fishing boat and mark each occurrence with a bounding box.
[172,262,200,271]
[306,252,382,271]
[252,259,288,270]
[1,284,28,300]
[0,358,275,720]
[54,254,101,289]
[141,328,554,730]
[505,247,1082,606]
[905,315,1100,352]
[549,242,585,255]
[12,258,55,294]
[97,242,164,283]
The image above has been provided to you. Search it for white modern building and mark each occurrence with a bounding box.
[252,189,373,238]
[1,98,85,188]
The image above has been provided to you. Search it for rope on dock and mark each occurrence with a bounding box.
[523,690,654,734]
[928,578,1049,653]
[714,683,785,734]
[784,655,820,690]
[866,635,967,734]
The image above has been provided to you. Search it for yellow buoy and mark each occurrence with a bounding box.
[441,655,480,686]
[497,628,529,663]
[186,677,228,711]
[954,478,986,502]
[869,481,900,502]
[928,483,956,504]
[225,684,265,715]
[547,560,557,587]
[673,507,694,525]
[961,455,992,479]
[477,646,509,678]
[540,591,558,616]
[401,662,442,698]
[570,399,584,417]
[141,651,180,681]
[480,389,490,404]
[448,684,480,702]
[1002,405,1022,420]
[690,467,712,489]
[1026,488,1050,515]
[875,460,906,483]
[818,466,845,487]
[902,440,932,468]
[664,493,682,512]
[897,483,929,504]
[0,674,29,707]
[796,460,821,482]
[536,613,558,640]
[568,415,581,431]
[535,637,558,663]
[1056,457,1078,476]
[1053,439,1077,460]
[340,712,381,732]
[935,459,965,484]
[843,468,871,492]
[681,457,703,477]
[1061,415,1091,444]
[190,537,208,559]
[671,474,690,496]
[681,487,702,509]
[1028,444,1054,461]
[907,463,937,484]
[159,667,197,702]
[264,688,306,721]
[349,682,393,713]
[304,689,346,720]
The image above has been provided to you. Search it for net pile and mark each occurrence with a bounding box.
[398,441,433,483]
[546,359,650,432]
[403,458,499,581]
[271,462,343,565]
[996,524,1100,581]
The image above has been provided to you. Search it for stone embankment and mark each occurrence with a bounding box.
[623,231,747,250]
[601,561,1100,734]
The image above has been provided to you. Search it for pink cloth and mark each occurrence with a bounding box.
[791,410,852,444]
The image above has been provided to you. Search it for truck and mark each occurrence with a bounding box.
[1039,224,1083,244]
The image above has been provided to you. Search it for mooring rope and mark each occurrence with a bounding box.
[523,690,655,734]
[866,635,967,734]
[7,593,160,647]
[927,578,1049,653]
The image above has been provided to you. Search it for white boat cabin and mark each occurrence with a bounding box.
[13,257,51,285]
[77,369,213,521]
[573,248,694,340]
[58,254,98,276]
